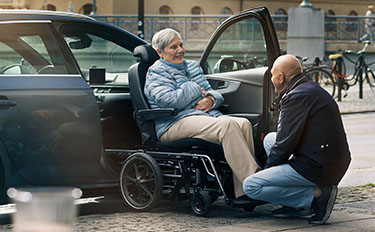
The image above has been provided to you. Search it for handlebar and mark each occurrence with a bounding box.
[344,40,371,56]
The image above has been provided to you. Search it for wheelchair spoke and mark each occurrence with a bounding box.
[139,183,153,198]
[140,178,155,184]
[125,176,137,183]
[133,163,141,179]
[139,164,149,179]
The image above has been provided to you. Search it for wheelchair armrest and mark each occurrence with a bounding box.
[218,104,230,113]
[137,108,176,122]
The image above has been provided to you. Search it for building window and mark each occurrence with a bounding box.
[346,10,358,32]
[274,8,287,32]
[191,6,204,15]
[79,4,93,15]
[159,5,173,15]
[41,4,56,11]
[275,8,287,15]
[191,6,204,31]
[221,7,233,15]
[325,10,336,32]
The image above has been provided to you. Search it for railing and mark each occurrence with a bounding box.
[92,14,372,42]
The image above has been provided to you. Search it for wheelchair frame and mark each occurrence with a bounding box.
[106,148,240,216]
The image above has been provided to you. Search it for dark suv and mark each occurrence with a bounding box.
[0,7,280,203]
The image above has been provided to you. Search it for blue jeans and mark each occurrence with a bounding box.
[243,132,316,209]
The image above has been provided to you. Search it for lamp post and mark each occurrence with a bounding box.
[138,0,145,39]
[299,0,313,8]
[91,0,97,15]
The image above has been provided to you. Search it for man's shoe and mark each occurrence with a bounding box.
[308,186,338,225]
[272,206,313,218]
[231,195,266,207]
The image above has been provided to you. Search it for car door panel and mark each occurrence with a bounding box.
[200,7,280,163]
[58,22,145,149]
[0,21,104,185]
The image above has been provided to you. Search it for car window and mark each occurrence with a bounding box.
[0,23,73,75]
[20,35,52,64]
[63,32,136,85]
[206,17,268,74]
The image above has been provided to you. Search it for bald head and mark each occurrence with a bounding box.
[270,54,303,94]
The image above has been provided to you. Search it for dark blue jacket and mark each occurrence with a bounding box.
[265,73,351,186]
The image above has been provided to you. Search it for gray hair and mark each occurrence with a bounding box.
[151,28,182,51]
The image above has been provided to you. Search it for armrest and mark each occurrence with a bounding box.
[137,108,176,122]
[218,104,230,113]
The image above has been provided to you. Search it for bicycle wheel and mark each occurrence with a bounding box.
[365,67,375,86]
[305,67,336,96]
[345,60,362,87]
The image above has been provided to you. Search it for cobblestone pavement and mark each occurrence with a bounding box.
[0,185,375,231]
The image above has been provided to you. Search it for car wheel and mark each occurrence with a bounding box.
[120,152,163,211]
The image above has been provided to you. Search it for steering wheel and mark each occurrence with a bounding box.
[37,65,55,74]
[0,64,33,74]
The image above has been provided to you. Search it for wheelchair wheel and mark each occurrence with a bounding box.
[191,191,211,217]
[120,152,163,211]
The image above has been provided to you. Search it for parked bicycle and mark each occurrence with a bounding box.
[299,56,336,97]
[341,41,375,99]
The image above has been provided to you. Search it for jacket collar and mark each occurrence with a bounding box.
[284,72,306,94]
[271,72,307,111]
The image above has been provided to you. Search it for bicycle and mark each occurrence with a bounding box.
[299,56,336,97]
[341,41,375,99]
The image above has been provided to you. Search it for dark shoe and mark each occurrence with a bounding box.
[272,206,313,218]
[308,186,338,225]
[231,195,266,207]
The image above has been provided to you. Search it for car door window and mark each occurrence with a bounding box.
[0,23,73,75]
[63,31,136,86]
[206,17,268,74]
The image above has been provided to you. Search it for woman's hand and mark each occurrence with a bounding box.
[194,97,214,112]
[194,88,215,112]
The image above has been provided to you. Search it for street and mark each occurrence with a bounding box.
[339,112,375,187]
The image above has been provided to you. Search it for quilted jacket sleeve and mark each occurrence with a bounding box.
[188,61,224,109]
[144,66,202,110]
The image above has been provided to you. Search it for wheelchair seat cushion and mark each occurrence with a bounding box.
[156,138,224,158]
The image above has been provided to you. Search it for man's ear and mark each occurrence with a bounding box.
[280,72,285,84]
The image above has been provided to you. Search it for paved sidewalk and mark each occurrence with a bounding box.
[336,83,375,114]
[192,212,375,232]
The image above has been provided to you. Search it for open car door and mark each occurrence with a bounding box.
[199,6,281,165]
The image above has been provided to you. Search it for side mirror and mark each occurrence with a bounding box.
[218,59,247,72]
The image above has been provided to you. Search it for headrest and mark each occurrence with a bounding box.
[133,44,160,65]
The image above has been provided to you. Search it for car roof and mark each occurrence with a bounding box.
[0,9,95,21]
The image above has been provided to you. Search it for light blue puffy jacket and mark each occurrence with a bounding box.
[144,58,224,140]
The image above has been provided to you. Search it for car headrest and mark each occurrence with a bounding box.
[133,44,160,65]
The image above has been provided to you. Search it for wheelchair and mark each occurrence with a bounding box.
[112,44,264,216]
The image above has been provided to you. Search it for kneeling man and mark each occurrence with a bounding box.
[243,55,351,224]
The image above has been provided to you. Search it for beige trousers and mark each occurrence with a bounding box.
[160,115,261,197]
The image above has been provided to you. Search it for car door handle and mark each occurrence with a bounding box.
[0,99,17,108]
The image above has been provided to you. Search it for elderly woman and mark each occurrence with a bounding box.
[144,28,260,201]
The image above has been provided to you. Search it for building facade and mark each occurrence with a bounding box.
[0,0,374,17]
